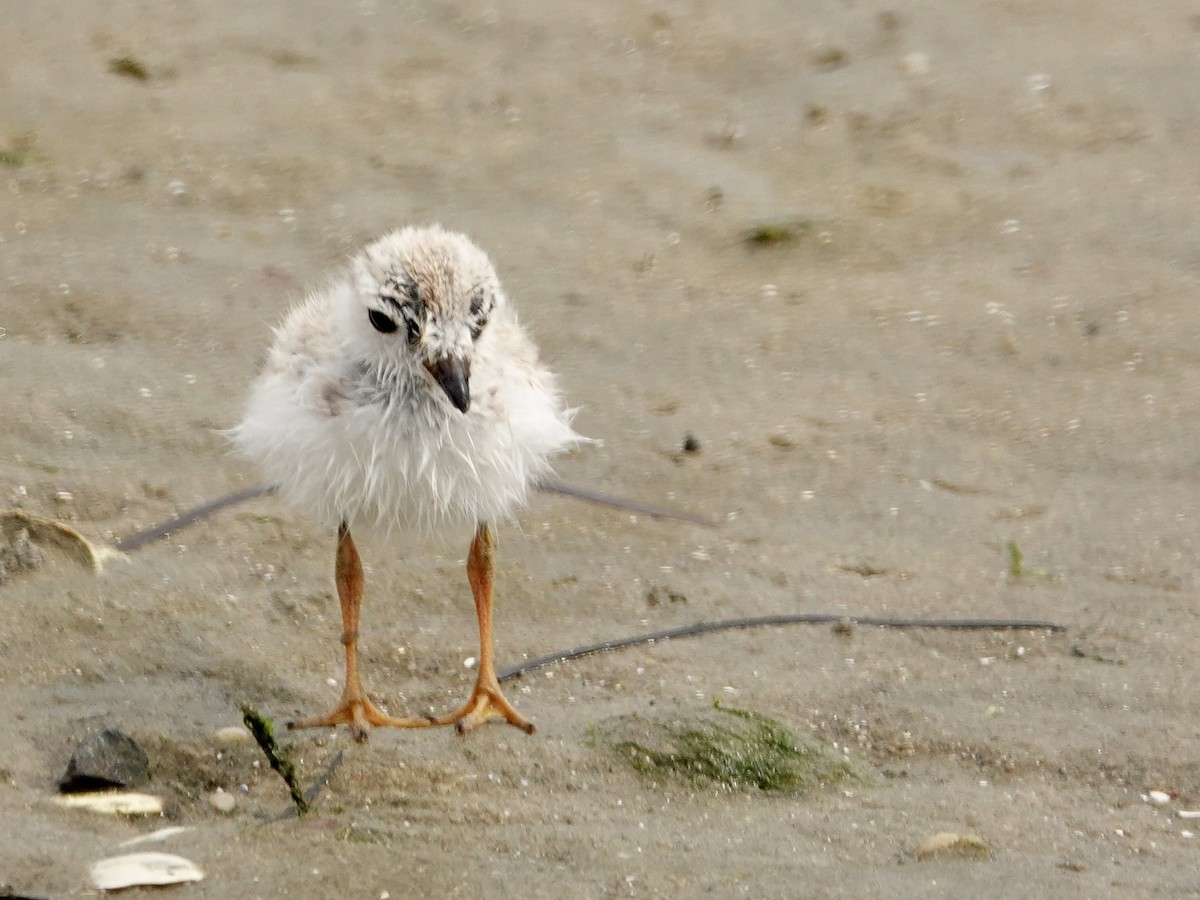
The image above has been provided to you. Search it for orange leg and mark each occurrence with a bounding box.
[430,522,535,734]
[289,522,433,743]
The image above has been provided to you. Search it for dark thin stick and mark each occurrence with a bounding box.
[302,748,346,806]
[112,477,712,554]
[260,749,347,824]
[115,484,277,552]
[535,477,718,527]
[496,613,1068,682]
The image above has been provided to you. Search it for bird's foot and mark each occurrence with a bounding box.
[431,676,535,735]
[288,695,435,744]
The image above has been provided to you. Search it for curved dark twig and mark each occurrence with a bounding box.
[496,613,1068,682]
[113,477,712,553]
[111,486,1067,687]
[114,484,277,552]
[535,477,718,526]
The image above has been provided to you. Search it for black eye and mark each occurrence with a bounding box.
[469,289,489,340]
[368,309,398,334]
[469,289,486,317]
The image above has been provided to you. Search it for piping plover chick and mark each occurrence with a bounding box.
[234,225,583,741]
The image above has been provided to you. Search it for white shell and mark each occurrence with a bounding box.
[54,791,163,816]
[119,826,192,847]
[91,852,204,890]
[0,509,127,574]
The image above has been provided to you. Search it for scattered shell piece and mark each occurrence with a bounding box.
[55,790,163,817]
[1147,790,1171,806]
[915,832,991,861]
[464,656,477,669]
[208,788,236,814]
[119,826,192,848]
[213,725,251,745]
[91,852,203,890]
[54,490,74,504]
[1182,830,1195,839]
[0,510,126,575]
[1177,810,1200,819]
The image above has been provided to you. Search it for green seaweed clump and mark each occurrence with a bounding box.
[610,701,857,794]
[109,55,151,81]
[742,218,816,247]
[0,134,36,168]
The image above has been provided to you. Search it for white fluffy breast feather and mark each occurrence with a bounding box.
[234,265,583,535]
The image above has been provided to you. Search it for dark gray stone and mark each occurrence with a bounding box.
[58,727,150,792]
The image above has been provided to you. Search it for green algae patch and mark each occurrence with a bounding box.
[603,701,859,794]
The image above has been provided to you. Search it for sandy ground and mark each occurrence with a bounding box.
[2,1,1199,896]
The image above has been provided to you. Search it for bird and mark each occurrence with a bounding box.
[233,224,585,742]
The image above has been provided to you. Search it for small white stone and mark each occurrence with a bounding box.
[54,491,74,503]
[1027,73,1052,93]
[212,725,251,745]
[208,788,236,814]
[900,52,930,76]
[463,656,477,669]
[1148,790,1171,806]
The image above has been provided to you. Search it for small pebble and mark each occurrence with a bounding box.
[60,727,150,791]
[208,788,236,814]
[212,725,251,746]
[54,490,74,504]
[1148,790,1171,806]
[900,52,931,76]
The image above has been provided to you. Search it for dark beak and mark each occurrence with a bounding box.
[424,355,471,414]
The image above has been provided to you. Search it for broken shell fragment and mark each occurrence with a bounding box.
[90,852,204,890]
[119,826,192,848]
[0,510,126,575]
[54,790,163,816]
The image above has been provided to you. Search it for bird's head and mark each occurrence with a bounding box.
[343,225,503,414]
